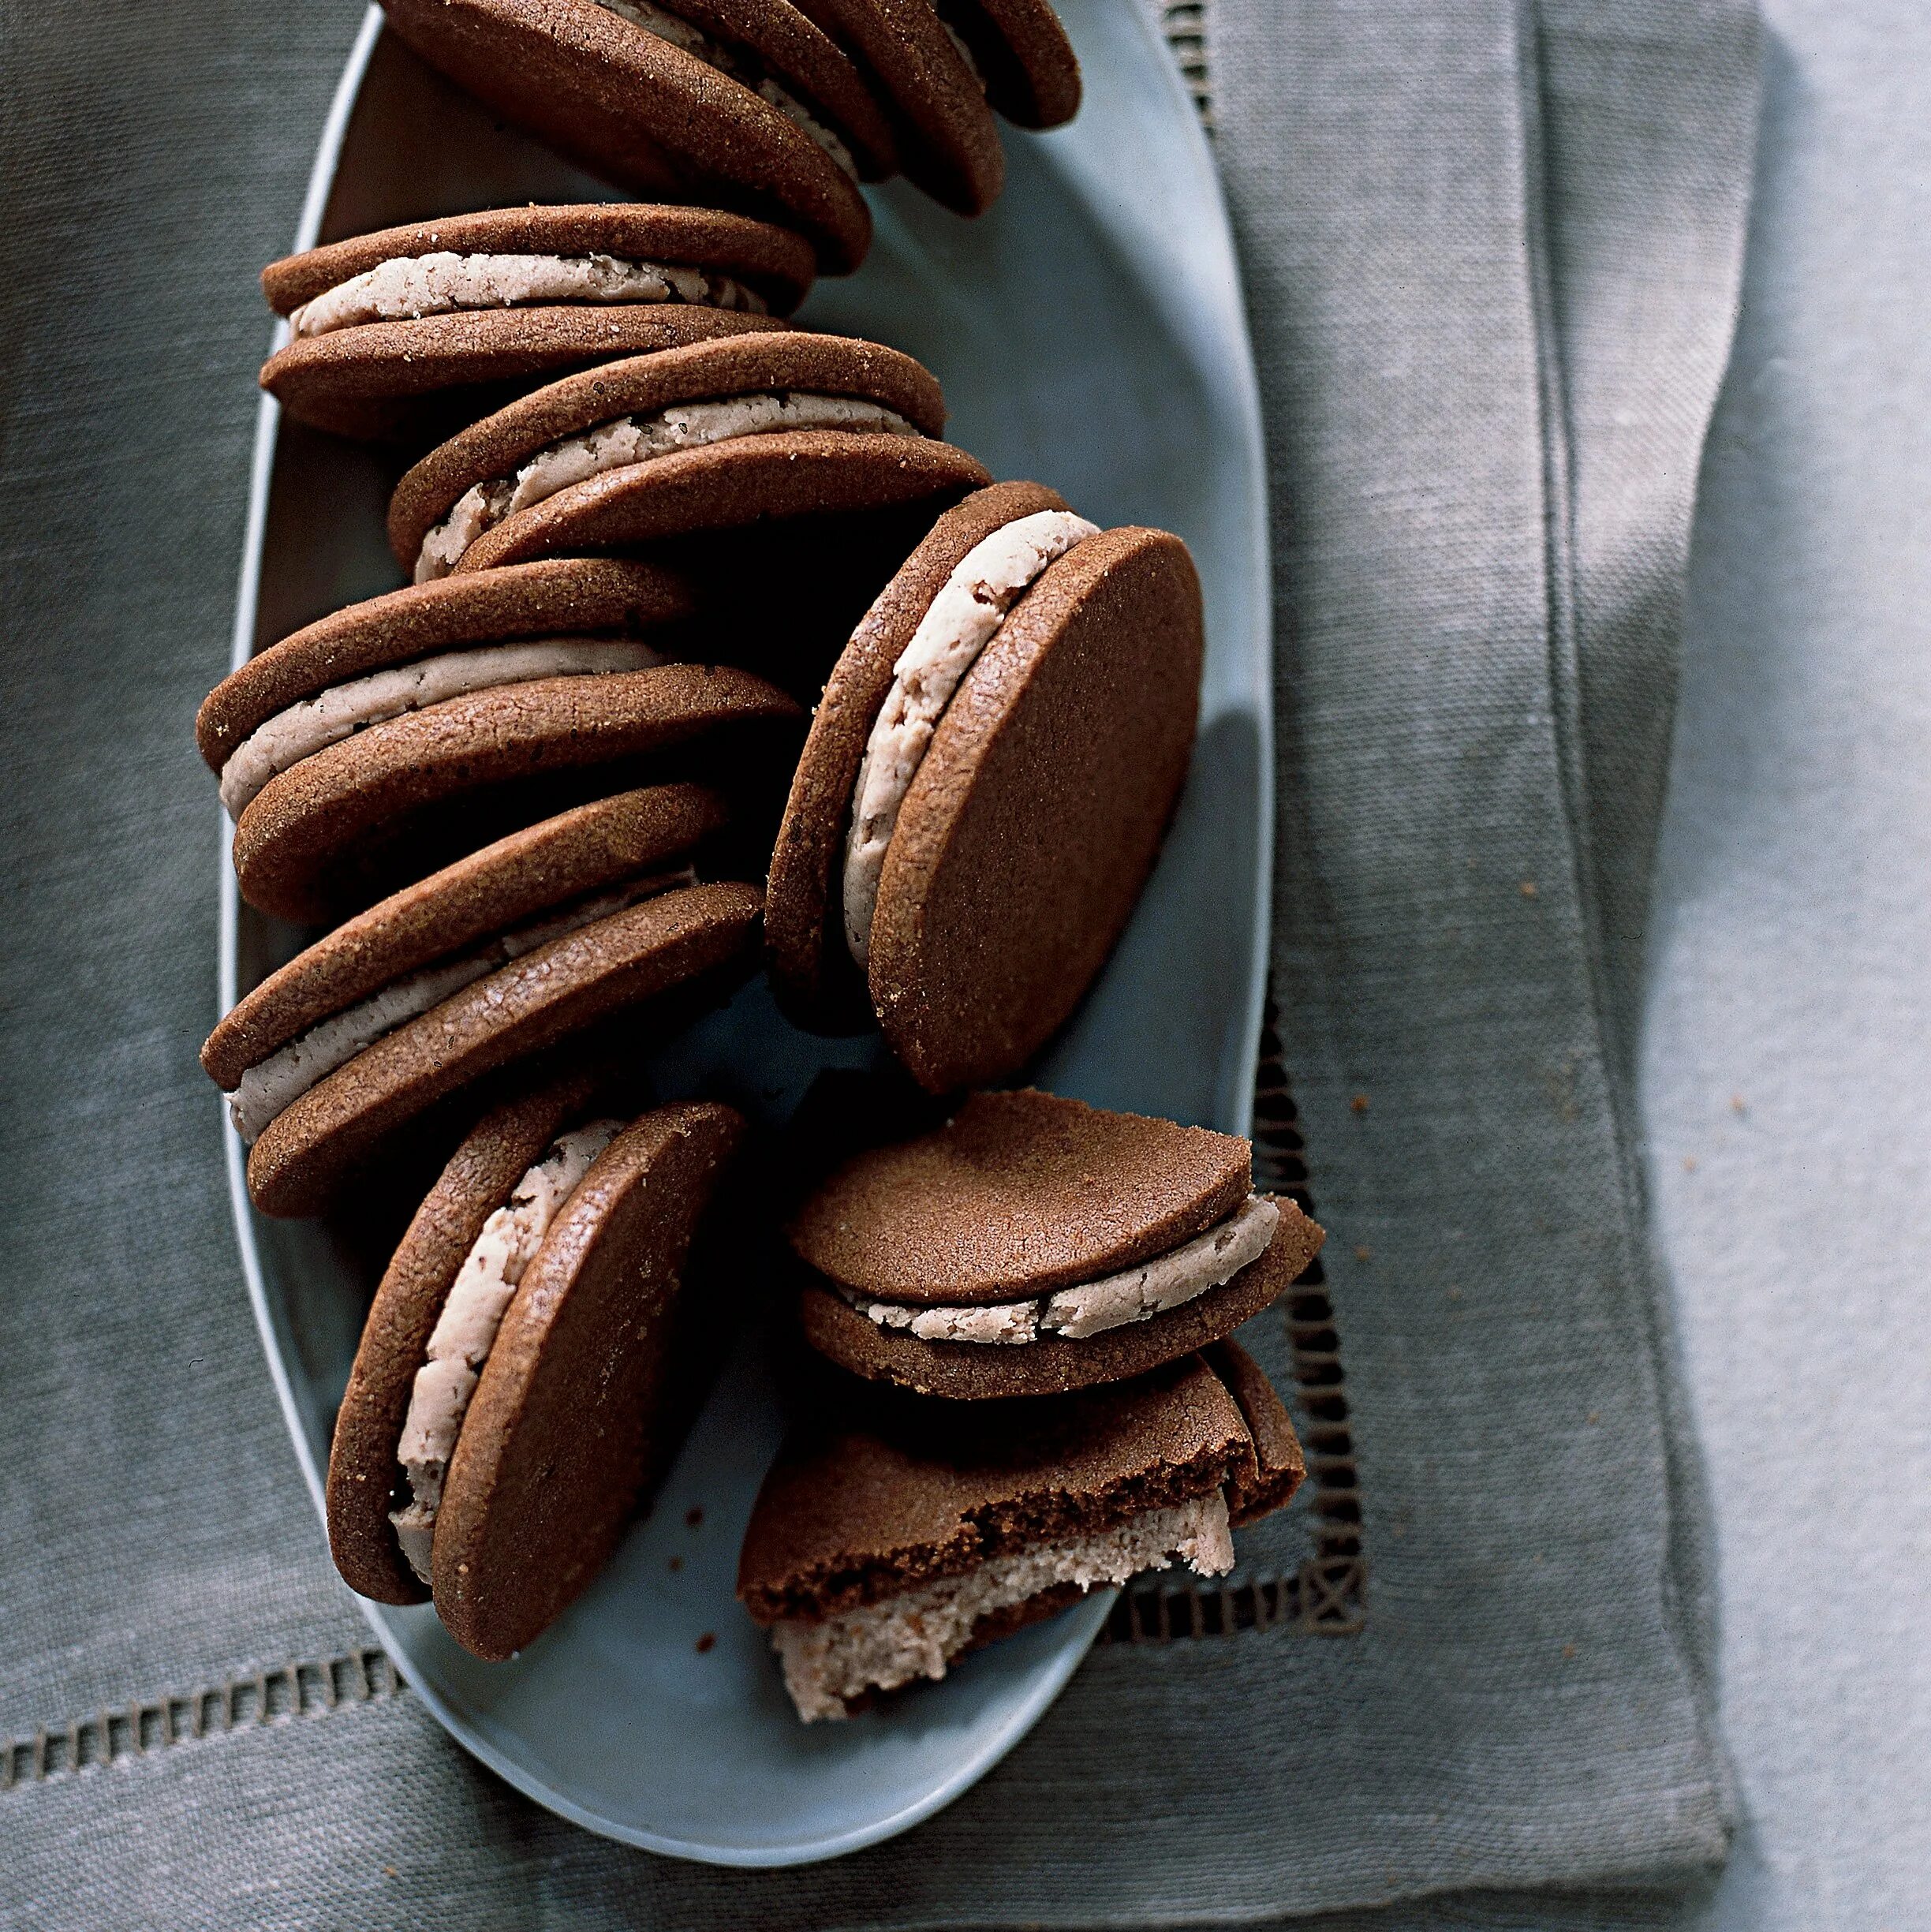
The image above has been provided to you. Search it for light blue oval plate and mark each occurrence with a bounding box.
[222,0,1270,1864]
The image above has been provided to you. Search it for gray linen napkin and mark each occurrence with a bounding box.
[0,0,1757,1924]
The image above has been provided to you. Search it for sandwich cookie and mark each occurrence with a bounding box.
[764,481,1202,1090]
[787,1089,1327,1397]
[379,0,880,272]
[200,558,695,817]
[788,0,1000,214]
[937,0,1080,130]
[215,566,801,919]
[212,788,763,1217]
[328,1072,747,1657]
[258,205,815,439]
[738,1343,1302,1720]
[387,332,984,583]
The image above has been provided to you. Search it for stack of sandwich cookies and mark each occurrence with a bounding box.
[387,333,985,583]
[374,0,1079,267]
[259,205,815,439]
[204,787,761,1216]
[788,1089,1326,1397]
[200,559,803,925]
[379,0,879,271]
[738,1343,1302,1720]
[328,1070,747,1658]
[765,481,1204,1090]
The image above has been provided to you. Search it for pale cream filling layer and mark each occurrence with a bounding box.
[415,391,920,580]
[840,510,1098,966]
[288,251,767,338]
[771,1492,1234,1721]
[839,1194,1278,1344]
[224,870,692,1145]
[219,638,665,819]
[594,0,860,181]
[390,1120,626,1584]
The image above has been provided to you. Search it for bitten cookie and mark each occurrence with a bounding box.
[738,1343,1302,1719]
[786,1088,1325,1396]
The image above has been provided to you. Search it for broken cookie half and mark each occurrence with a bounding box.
[737,1343,1303,1721]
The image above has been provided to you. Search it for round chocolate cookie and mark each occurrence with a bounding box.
[783,1089,1327,1397]
[378,0,873,272]
[765,480,1066,1030]
[659,0,902,178]
[387,332,958,577]
[765,488,1204,1093]
[866,525,1202,1091]
[230,662,801,923]
[940,0,1079,129]
[434,1101,747,1658]
[789,1087,1252,1296]
[205,784,727,1091]
[246,880,763,1216]
[258,204,816,439]
[199,557,693,778]
[327,1066,607,1605]
[790,0,1003,213]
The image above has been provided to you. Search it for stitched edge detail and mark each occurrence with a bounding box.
[1157,0,1214,134]
[0,1647,405,1792]
[1100,994,1368,1642]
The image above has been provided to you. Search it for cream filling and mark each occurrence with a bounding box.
[839,1194,1278,1345]
[771,1493,1234,1721]
[840,510,1099,966]
[594,0,860,181]
[224,869,693,1144]
[218,638,665,819]
[390,1120,626,1583]
[287,251,768,338]
[415,391,921,581]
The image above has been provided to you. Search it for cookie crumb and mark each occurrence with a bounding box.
[1350,1093,1369,1114]
[1353,1244,1373,1263]
[669,1556,682,1572]
[1519,880,1537,899]
[695,1632,716,1654]
[685,1506,704,1528]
